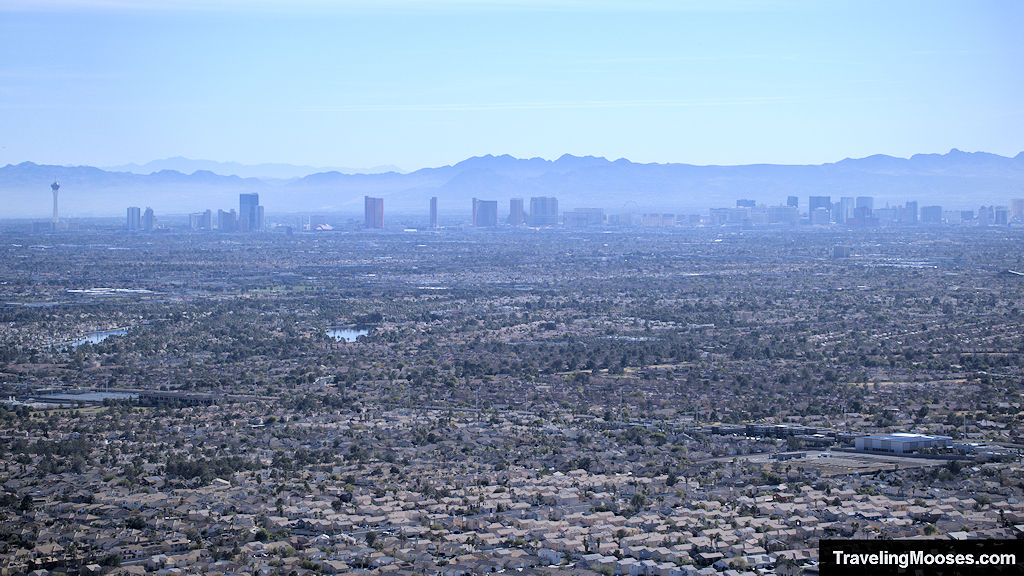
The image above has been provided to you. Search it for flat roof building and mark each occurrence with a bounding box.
[239,193,262,232]
[364,196,384,229]
[471,198,498,227]
[854,433,952,454]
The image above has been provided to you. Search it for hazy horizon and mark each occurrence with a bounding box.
[6,146,1024,176]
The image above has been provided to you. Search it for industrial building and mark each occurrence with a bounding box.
[854,432,953,455]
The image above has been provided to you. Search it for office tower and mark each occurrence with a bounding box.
[126,206,141,231]
[189,209,212,231]
[977,205,994,226]
[769,205,799,225]
[364,196,384,228]
[920,205,943,224]
[808,196,831,217]
[142,207,155,231]
[810,207,830,226]
[642,213,676,227]
[508,198,525,225]
[839,197,854,224]
[472,198,498,227]
[736,199,756,208]
[564,208,605,228]
[855,196,874,213]
[430,197,438,228]
[786,196,798,208]
[1011,199,1024,222]
[995,206,1009,226]
[529,196,559,227]
[238,193,261,232]
[900,201,918,224]
[217,209,237,232]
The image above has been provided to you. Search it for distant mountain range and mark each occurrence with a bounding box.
[103,157,404,180]
[2,149,1023,219]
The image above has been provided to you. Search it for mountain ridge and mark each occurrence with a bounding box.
[102,156,404,179]
[2,149,1023,219]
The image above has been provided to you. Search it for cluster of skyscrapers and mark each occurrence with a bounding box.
[701,195,1024,228]
[364,195,563,229]
[119,191,1024,233]
[791,195,1020,227]
[126,193,264,232]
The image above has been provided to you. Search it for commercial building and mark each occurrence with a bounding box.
[529,196,559,227]
[978,205,995,226]
[855,196,874,214]
[995,206,1009,226]
[810,207,830,226]
[1012,198,1024,222]
[142,207,155,232]
[808,196,832,221]
[189,210,212,231]
[430,197,438,228]
[642,213,676,227]
[769,205,799,226]
[563,208,605,228]
[239,193,263,232]
[899,201,918,224]
[920,205,943,224]
[508,198,525,226]
[217,209,237,232]
[471,198,498,227]
[854,433,953,455]
[838,197,854,224]
[126,207,141,231]
[364,196,384,229]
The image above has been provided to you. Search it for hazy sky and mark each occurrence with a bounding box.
[2,0,1022,170]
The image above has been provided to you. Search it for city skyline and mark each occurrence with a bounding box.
[112,191,1024,232]
[1,1,1022,170]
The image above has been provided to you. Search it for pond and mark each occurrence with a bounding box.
[326,328,369,342]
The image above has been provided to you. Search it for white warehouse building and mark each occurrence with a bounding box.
[854,433,953,455]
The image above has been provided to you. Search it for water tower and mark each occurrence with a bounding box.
[51,180,60,224]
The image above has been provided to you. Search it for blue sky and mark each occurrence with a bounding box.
[1,0,1021,170]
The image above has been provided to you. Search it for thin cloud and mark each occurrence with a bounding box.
[0,0,792,14]
[298,95,828,113]
[0,68,118,81]
[910,49,985,57]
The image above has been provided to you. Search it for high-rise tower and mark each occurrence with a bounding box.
[508,198,525,225]
[127,206,141,231]
[239,193,261,232]
[364,196,384,228]
[472,198,497,227]
[529,196,558,227]
[51,181,60,224]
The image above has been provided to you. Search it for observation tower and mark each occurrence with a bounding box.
[51,180,60,224]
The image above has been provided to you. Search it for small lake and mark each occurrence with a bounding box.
[326,328,369,342]
[72,329,127,348]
